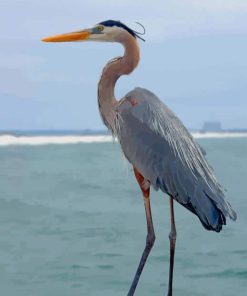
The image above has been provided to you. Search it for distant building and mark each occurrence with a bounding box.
[202,121,222,132]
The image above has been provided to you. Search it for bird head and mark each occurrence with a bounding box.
[42,20,145,43]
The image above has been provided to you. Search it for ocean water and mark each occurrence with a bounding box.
[0,138,246,296]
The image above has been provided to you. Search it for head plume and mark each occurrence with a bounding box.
[99,20,145,42]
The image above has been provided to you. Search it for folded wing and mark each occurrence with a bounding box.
[117,87,237,232]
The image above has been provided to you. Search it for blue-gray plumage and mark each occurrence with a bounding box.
[42,19,237,296]
[117,87,237,232]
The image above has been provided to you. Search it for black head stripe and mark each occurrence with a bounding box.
[99,20,144,41]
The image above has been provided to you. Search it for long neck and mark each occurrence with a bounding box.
[98,35,140,130]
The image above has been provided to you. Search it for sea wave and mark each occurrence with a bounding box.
[192,132,247,139]
[0,135,113,146]
[0,132,246,146]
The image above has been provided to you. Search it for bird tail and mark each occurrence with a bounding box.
[182,188,237,232]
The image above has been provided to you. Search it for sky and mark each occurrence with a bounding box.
[0,0,246,130]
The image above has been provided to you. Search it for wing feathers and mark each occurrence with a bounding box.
[117,87,237,231]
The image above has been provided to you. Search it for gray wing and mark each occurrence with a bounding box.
[117,87,236,232]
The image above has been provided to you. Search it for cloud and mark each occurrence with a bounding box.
[30,72,89,85]
[0,0,246,129]
[188,0,247,11]
[0,54,45,69]
[0,53,45,97]
[0,68,35,98]
[1,0,247,42]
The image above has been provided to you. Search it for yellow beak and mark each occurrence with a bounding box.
[42,30,90,42]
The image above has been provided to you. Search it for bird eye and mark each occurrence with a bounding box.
[97,25,104,32]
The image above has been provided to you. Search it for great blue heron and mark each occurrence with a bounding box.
[42,20,237,296]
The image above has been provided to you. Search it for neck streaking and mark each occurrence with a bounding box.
[98,34,140,132]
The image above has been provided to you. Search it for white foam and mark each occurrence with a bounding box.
[0,132,246,146]
[192,132,247,139]
[0,135,113,146]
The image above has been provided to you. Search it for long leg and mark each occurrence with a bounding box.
[167,197,177,296]
[127,167,156,296]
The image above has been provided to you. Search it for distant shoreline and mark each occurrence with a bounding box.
[0,129,247,136]
[0,131,247,146]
